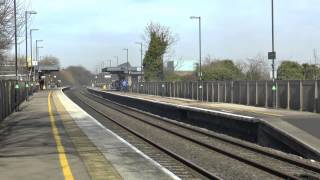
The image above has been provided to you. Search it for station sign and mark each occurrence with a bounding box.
[268,52,276,60]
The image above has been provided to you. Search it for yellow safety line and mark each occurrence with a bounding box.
[48,91,75,180]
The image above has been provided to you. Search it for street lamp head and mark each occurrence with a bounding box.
[27,11,37,14]
[30,28,39,31]
[190,16,200,19]
[36,40,44,42]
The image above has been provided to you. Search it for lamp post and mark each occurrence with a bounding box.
[25,11,37,81]
[30,28,39,81]
[268,0,276,108]
[13,0,18,110]
[36,40,43,81]
[190,16,203,101]
[190,16,202,81]
[136,42,143,81]
[114,56,119,66]
[123,48,129,75]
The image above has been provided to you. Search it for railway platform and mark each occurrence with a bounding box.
[103,90,320,159]
[0,89,178,180]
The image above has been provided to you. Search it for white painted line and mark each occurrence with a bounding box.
[59,90,181,180]
[94,89,256,120]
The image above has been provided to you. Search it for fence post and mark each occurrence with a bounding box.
[255,81,258,106]
[247,81,250,105]
[191,82,194,99]
[231,81,234,104]
[217,82,220,102]
[224,82,227,103]
[239,82,242,104]
[276,81,278,109]
[265,81,268,108]
[184,82,186,98]
[173,82,175,97]
[206,82,209,102]
[178,82,180,97]
[287,81,290,110]
[151,82,153,95]
[146,83,148,94]
[315,81,318,113]
[212,82,215,102]
[300,80,303,111]
[196,81,199,101]
[186,82,188,99]
[201,81,204,102]
[150,82,152,95]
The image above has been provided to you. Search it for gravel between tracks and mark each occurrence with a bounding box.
[75,90,282,180]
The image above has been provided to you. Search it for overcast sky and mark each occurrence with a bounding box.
[25,0,320,72]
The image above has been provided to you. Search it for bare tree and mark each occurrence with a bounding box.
[244,54,270,80]
[0,0,27,57]
[39,56,60,67]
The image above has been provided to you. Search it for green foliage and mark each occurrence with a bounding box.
[302,63,320,80]
[277,61,304,80]
[163,72,182,81]
[143,22,175,81]
[163,71,197,81]
[200,59,244,81]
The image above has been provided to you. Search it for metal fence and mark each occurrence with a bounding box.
[132,80,320,113]
[0,80,38,121]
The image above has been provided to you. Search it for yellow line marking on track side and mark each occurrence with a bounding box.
[48,91,75,180]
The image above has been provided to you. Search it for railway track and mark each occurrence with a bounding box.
[67,88,320,179]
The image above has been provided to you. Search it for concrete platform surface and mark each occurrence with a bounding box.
[107,91,320,157]
[0,90,178,180]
